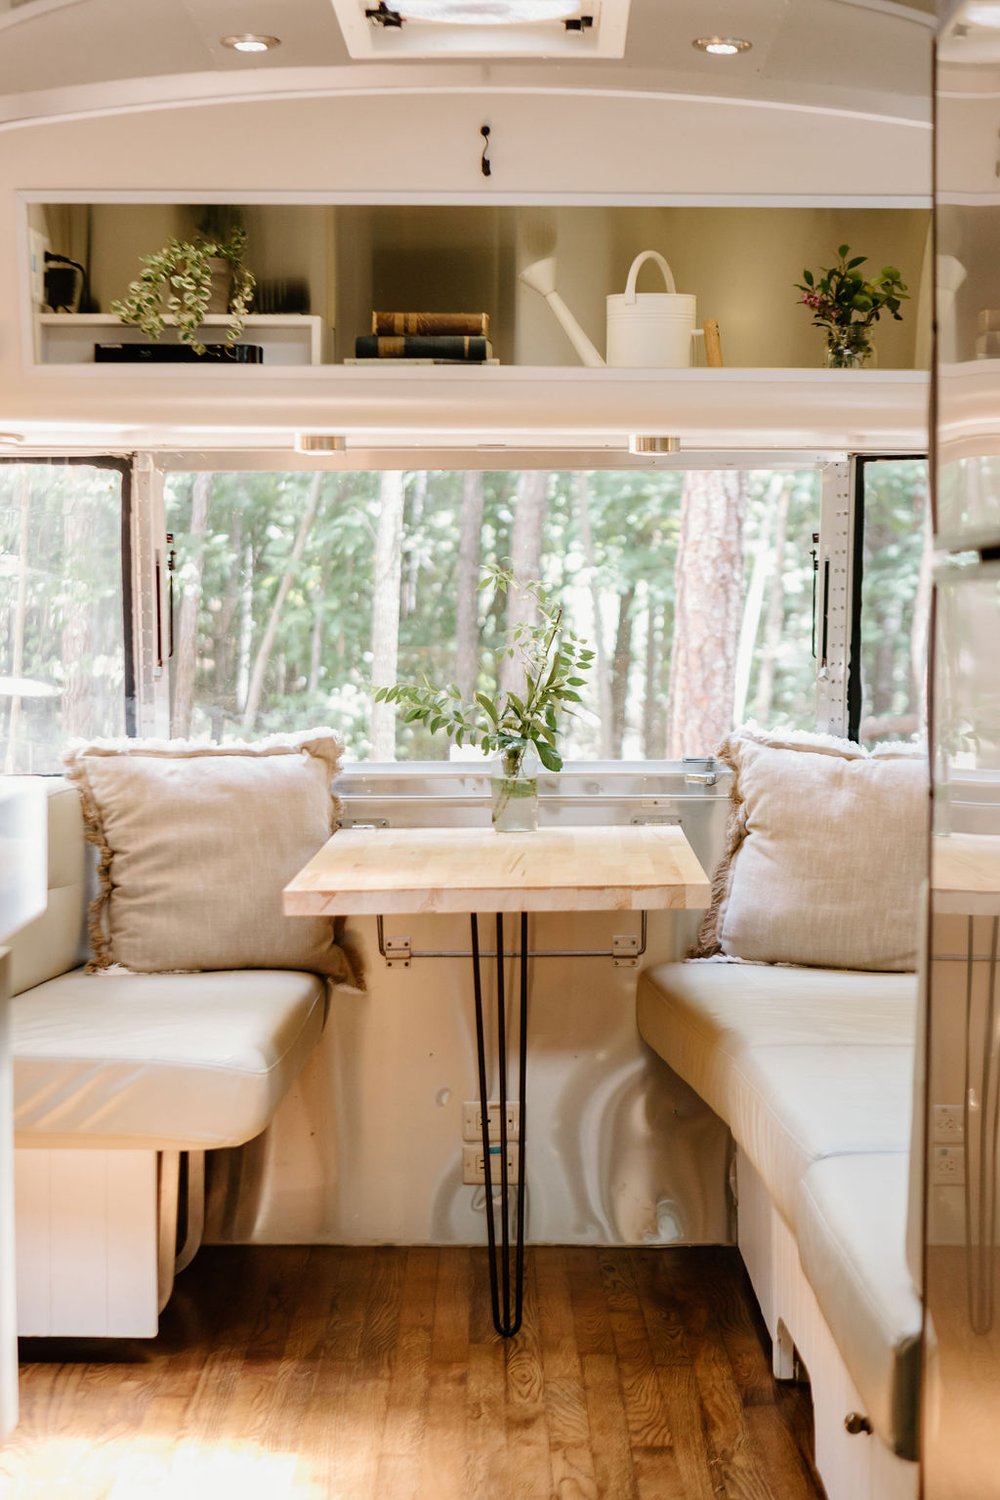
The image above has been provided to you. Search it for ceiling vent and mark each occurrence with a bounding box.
[334,0,629,59]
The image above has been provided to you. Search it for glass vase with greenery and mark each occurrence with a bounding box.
[374,566,594,830]
[110,226,255,355]
[795,245,908,368]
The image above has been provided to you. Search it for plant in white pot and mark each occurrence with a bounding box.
[375,566,594,831]
[110,220,255,356]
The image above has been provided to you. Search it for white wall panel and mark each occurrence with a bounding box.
[15,1149,159,1336]
[204,908,734,1248]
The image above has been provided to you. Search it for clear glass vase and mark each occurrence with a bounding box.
[490,773,539,833]
[824,328,875,369]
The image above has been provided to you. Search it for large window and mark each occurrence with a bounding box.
[164,466,822,760]
[0,460,128,772]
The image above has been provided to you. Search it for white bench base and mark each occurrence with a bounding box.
[14,1149,162,1337]
[737,1151,917,1500]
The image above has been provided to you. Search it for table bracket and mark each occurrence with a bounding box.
[612,932,641,967]
[376,911,648,967]
[383,934,411,968]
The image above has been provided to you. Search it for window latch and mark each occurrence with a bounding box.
[166,533,176,662]
[682,756,717,788]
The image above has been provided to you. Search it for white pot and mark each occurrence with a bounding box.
[205,256,232,315]
[606,251,697,368]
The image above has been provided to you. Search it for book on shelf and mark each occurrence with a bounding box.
[94,343,264,364]
[354,334,493,361]
[372,311,490,336]
[343,357,500,366]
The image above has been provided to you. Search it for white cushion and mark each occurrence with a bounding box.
[732,1042,914,1224]
[637,961,917,1221]
[796,1153,921,1460]
[693,729,927,971]
[637,960,918,1122]
[11,967,326,1150]
[63,729,356,983]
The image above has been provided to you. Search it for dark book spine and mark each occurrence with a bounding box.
[354,335,492,360]
[372,312,490,336]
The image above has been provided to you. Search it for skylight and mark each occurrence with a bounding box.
[332,0,630,59]
[384,0,582,21]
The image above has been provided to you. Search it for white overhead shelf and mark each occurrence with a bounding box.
[12,365,929,453]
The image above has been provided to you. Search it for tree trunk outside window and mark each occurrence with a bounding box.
[171,472,211,738]
[665,470,746,759]
[370,469,406,759]
[455,471,485,703]
[500,471,548,698]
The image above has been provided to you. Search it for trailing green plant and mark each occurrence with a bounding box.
[110,227,255,355]
[374,564,594,778]
[795,245,908,364]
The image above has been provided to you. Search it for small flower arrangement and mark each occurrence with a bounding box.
[796,245,908,368]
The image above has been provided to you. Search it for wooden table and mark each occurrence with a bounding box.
[932,832,1000,916]
[286,824,710,1338]
[285,824,711,916]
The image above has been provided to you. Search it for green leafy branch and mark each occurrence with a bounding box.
[796,244,908,336]
[374,564,594,777]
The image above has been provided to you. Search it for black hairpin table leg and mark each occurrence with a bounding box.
[471,910,529,1338]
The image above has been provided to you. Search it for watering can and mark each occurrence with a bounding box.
[519,250,701,368]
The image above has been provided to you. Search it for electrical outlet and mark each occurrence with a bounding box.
[930,1145,965,1186]
[932,1105,964,1144]
[462,1101,520,1142]
[462,1143,520,1185]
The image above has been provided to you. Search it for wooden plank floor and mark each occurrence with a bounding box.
[2,1245,826,1500]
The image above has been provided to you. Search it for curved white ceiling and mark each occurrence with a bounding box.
[0,0,933,123]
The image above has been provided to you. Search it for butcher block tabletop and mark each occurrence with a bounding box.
[932,832,1000,915]
[284,824,711,917]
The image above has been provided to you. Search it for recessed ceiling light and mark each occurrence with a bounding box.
[692,35,751,55]
[384,0,580,22]
[221,34,281,52]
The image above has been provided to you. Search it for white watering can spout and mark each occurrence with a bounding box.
[518,257,606,368]
[520,251,700,369]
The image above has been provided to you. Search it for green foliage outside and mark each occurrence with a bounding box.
[0,463,125,773]
[163,466,831,761]
[0,459,929,772]
[858,458,930,743]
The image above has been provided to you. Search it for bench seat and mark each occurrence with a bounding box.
[796,1152,921,1459]
[12,967,327,1151]
[637,959,916,1219]
[5,778,333,1337]
[637,958,920,1468]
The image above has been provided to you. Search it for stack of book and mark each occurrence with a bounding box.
[348,311,497,365]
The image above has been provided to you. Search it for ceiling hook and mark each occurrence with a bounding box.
[480,124,492,178]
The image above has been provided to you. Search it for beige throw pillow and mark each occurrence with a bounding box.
[63,729,357,983]
[693,729,928,971]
